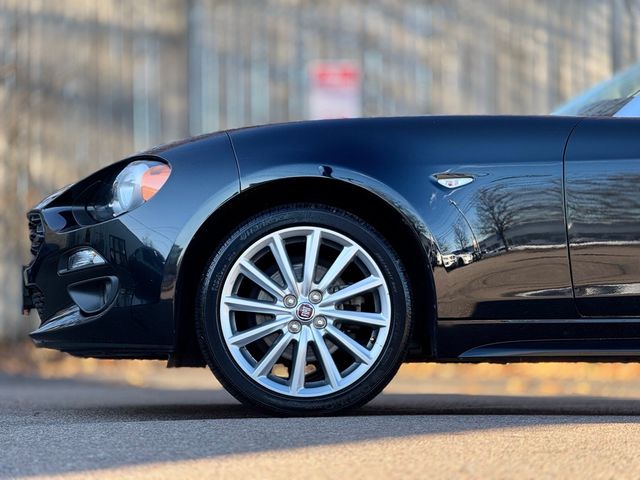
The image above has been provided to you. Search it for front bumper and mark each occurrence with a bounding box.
[22,206,174,358]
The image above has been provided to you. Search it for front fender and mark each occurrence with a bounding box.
[229,116,577,323]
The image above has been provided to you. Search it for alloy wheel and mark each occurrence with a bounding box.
[219,226,392,397]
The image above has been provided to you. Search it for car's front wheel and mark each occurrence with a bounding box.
[196,204,412,415]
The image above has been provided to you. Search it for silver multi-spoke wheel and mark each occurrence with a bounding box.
[219,226,392,397]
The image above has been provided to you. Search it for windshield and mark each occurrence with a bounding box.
[553,62,640,117]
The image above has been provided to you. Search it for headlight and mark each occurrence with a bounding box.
[88,160,171,221]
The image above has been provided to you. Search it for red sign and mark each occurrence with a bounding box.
[310,63,361,88]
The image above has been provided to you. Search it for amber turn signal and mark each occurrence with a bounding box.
[141,164,171,201]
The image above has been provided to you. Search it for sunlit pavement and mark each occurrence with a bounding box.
[2,373,640,479]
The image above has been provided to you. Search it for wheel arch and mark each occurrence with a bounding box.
[171,176,437,367]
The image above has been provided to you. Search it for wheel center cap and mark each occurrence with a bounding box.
[296,302,315,321]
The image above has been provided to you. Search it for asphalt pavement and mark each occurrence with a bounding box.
[2,373,640,479]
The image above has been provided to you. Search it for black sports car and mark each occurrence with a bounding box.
[22,69,640,415]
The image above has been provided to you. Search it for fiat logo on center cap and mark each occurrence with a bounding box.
[296,303,315,321]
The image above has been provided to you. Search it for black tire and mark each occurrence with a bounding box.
[195,204,413,415]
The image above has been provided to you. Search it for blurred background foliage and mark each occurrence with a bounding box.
[1,0,640,346]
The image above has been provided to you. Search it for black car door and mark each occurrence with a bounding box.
[565,117,640,316]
